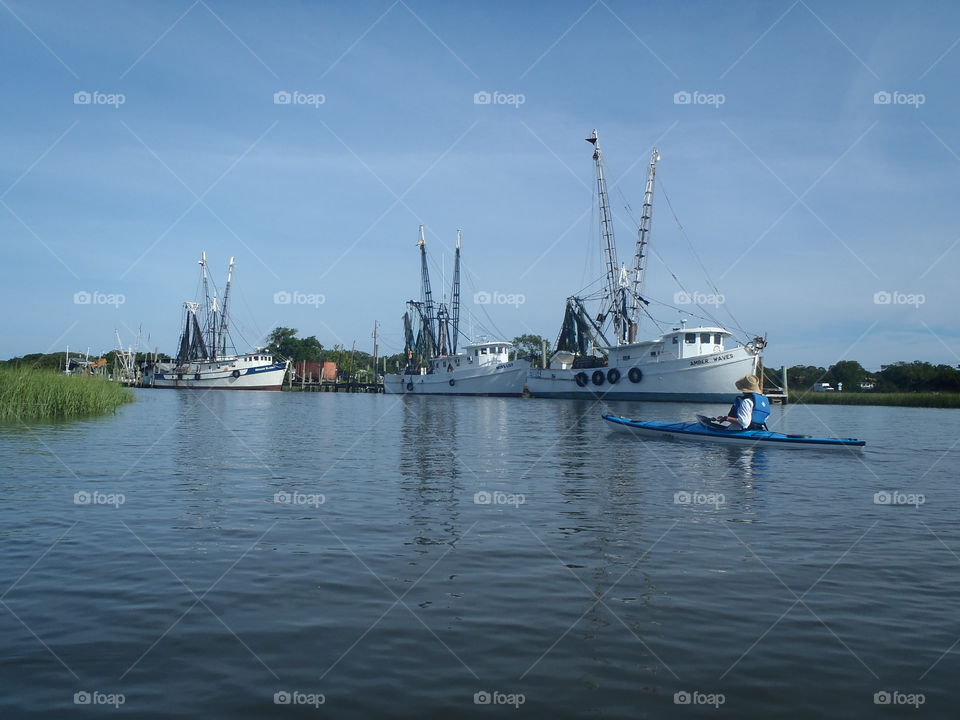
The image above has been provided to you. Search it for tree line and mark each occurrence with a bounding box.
[5,330,958,395]
[767,360,960,393]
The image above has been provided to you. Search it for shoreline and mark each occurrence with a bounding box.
[788,392,960,409]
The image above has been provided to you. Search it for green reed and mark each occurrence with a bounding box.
[791,391,960,408]
[0,367,134,423]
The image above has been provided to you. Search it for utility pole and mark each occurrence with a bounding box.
[371,320,379,382]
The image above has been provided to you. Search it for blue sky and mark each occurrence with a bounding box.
[1,0,958,369]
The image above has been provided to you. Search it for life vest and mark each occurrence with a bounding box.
[729,392,771,427]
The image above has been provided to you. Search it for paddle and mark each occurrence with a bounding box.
[696,414,731,431]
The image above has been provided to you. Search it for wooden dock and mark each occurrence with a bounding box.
[287,379,383,393]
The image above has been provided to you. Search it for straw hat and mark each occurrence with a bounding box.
[735,374,761,393]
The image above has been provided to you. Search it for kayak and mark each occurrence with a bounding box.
[602,414,866,449]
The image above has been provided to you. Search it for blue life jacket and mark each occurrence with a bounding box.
[729,392,771,427]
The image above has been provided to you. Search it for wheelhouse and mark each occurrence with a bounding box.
[607,326,732,364]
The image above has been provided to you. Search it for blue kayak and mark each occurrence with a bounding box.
[602,414,866,449]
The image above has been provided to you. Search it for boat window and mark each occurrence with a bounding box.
[714,334,722,345]
[481,348,487,354]
[685,333,696,344]
[700,333,710,343]
[650,351,657,356]
[672,336,679,344]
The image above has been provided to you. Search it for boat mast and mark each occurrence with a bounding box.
[417,225,437,355]
[628,148,660,339]
[218,256,235,359]
[586,130,627,345]
[451,229,461,355]
[198,251,216,360]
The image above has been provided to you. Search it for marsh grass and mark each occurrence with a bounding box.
[792,391,960,408]
[0,367,133,423]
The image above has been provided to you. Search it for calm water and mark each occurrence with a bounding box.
[1,390,958,718]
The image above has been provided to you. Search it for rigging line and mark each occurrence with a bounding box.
[616,184,746,341]
[581,186,597,292]
[657,178,751,338]
[459,270,508,342]
[643,296,724,327]
[642,242,748,342]
[421,244,502,342]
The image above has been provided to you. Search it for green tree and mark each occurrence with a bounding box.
[877,361,960,392]
[826,360,869,391]
[265,327,324,362]
[786,365,827,390]
[511,334,551,367]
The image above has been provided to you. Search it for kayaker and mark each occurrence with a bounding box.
[717,374,771,430]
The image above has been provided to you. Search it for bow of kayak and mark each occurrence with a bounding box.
[602,414,866,449]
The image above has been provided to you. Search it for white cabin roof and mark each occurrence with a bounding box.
[463,340,514,349]
[606,327,732,350]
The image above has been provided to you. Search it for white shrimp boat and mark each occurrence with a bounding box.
[384,227,529,396]
[527,131,764,402]
[145,253,288,391]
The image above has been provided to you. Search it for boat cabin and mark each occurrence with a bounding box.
[606,326,733,365]
[425,341,514,373]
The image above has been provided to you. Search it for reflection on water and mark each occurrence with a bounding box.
[1,391,959,719]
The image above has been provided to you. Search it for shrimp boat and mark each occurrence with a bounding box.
[145,253,288,390]
[527,131,765,402]
[383,227,529,396]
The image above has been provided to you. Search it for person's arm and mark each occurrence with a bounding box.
[735,397,753,428]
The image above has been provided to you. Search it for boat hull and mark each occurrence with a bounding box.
[384,361,529,396]
[527,346,757,402]
[148,361,288,391]
[603,414,865,449]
